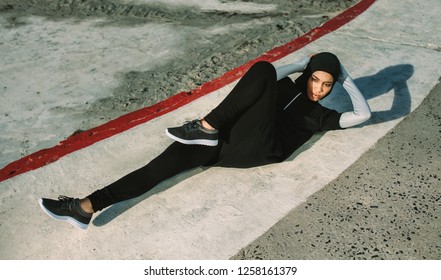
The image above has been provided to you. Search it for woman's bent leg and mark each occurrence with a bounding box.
[87,142,220,212]
[165,61,277,147]
[204,61,277,129]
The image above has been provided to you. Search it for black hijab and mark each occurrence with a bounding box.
[295,52,341,94]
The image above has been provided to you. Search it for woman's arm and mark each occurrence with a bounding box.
[338,64,371,128]
[274,56,310,81]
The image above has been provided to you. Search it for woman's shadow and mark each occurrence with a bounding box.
[327,63,414,125]
[289,63,414,160]
[93,64,414,226]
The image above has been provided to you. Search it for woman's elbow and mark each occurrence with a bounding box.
[339,110,371,128]
[360,110,371,123]
[353,111,371,127]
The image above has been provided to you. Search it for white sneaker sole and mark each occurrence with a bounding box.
[38,198,89,230]
[165,129,218,146]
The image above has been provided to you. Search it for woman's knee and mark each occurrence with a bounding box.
[250,61,276,79]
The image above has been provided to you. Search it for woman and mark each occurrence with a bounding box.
[39,52,371,229]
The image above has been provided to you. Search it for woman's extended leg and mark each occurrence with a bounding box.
[86,142,220,212]
[39,142,220,229]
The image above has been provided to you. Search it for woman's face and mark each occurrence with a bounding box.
[306,71,334,101]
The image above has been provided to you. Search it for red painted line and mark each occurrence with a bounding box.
[0,0,376,183]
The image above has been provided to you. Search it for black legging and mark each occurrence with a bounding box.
[88,61,278,211]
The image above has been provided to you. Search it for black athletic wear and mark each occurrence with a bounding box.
[87,60,350,212]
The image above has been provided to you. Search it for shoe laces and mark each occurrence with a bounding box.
[183,120,201,130]
[58,195,76,211]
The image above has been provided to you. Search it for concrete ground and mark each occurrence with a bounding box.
[0,0,440,261]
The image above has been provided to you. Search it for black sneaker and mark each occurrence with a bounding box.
[166,119,219,146]
[39,196,92,230]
